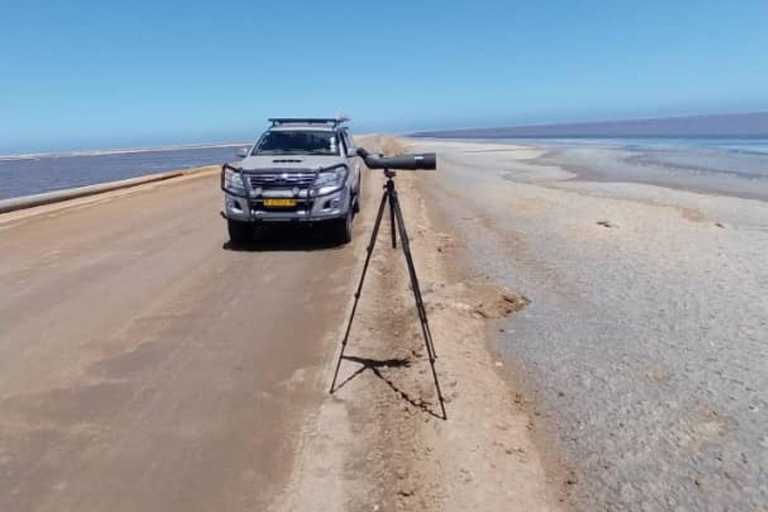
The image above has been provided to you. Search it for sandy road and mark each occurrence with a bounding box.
[0,151,570,512]
[0,172,359,512]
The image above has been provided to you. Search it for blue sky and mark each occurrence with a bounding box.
[1,0,767,153]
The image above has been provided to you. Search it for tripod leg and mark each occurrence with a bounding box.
[389,191,437,359]
[390,190,447,419]
[389,192,397,249]
[329,188,389,393]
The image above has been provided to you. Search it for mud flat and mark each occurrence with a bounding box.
[408,138,768,511]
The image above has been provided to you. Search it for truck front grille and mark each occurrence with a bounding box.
[248,172,316,188]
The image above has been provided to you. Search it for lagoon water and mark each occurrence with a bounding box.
[0,145,242,201]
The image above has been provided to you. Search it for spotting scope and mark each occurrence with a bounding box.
[357,147,436,171]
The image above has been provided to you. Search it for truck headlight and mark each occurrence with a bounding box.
[224,168,246,195]
[312,166,348,196]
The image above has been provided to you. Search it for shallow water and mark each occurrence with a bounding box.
[0,145,241,201]
[486,138,768,201]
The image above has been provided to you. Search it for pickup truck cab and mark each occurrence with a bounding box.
[221,117,361,245]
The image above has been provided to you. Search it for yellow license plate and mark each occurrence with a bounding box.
[263,198,297,208]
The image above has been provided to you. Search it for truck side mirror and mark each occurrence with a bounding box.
[236,147,249,158]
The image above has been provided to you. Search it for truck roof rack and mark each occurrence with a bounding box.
[269,117,350,127]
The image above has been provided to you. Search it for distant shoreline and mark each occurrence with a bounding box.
[0,144,241,201]
[0,142,249,161]
[414,134,768,141]
[412,111,768,140]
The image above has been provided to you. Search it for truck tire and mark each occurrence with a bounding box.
[352,185,361,214]
[333,209,353,245]
[228,219,252,245]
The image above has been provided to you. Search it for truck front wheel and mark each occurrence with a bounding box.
[333,209,353,245]
[352,186,361,214]
[227,219,253,245]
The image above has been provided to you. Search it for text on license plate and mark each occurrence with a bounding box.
[263,198,297,207]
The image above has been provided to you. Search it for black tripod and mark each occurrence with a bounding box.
[329,170,447,420]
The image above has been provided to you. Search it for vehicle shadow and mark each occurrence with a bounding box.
[222,225,344,252]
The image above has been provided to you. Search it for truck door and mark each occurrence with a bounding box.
[341,129,361,195]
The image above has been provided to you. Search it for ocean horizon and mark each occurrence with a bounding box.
[0,141,248,161]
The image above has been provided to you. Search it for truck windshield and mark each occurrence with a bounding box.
[252,130,340,156]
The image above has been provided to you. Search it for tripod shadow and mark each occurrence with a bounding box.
[332,355,445,420]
